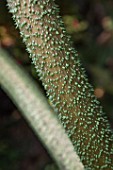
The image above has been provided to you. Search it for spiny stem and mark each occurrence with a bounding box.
[7,0,113,169]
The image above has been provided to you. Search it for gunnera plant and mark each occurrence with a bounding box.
[7,0,113,169]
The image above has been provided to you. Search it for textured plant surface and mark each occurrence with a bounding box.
[0,49,84,170]
[7,0,113,169]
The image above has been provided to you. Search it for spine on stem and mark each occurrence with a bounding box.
[7,0,113,169]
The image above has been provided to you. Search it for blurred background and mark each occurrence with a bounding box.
[0,0,113,169]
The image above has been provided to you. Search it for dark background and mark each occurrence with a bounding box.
[0,0,113,169]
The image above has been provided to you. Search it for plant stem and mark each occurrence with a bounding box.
[0,49,84,170]
[7,0,113,169]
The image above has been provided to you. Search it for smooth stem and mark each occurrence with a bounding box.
[0,48,84,170]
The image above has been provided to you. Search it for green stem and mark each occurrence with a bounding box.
[7,0,113,169]
[0,49,84,170]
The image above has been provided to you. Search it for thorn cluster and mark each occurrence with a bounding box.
[7,0,113,169]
